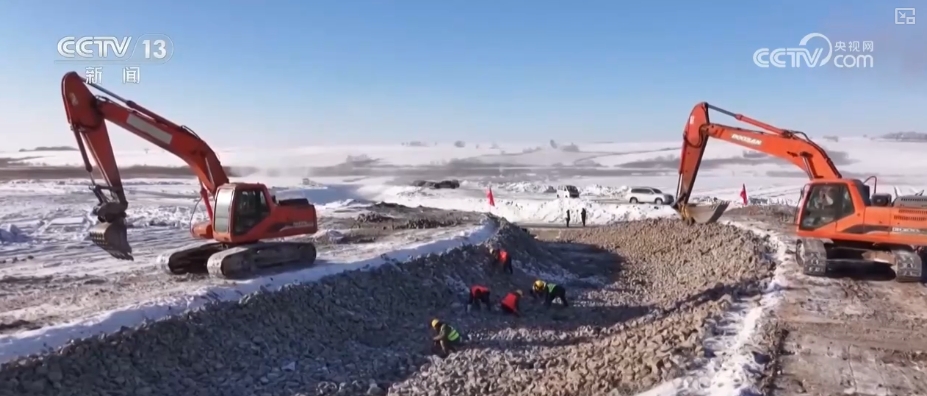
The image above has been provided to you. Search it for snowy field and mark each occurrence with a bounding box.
[2,137,926,394]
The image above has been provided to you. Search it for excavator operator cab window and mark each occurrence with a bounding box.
[232,188,270,236]
[798,183,855,231]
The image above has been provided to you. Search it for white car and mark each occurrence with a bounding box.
[626,187,674,205]
[556,185,581,199]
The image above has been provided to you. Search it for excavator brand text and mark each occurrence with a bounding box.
[891,227,924,234]
[731,134,762,146]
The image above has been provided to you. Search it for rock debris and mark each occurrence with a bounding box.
[0,217,774,396]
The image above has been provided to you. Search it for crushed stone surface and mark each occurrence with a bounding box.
[0,218,775,396]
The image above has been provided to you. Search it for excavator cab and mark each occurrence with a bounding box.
[212,185,273,238]
[796,181,856,232]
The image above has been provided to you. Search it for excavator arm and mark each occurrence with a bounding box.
[61,71,229,259]
[674,102,843,223]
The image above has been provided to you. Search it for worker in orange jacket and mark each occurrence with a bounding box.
[489,247,513,274]
[500,290,524,316]
[467,284,492,311]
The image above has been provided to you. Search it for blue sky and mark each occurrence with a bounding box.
[1,0,924,150]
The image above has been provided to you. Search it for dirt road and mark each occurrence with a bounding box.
[724,206,927,395]
[770,243,927,395]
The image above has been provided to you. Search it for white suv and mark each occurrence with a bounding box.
[556,185,580,199]
[626,187,674,205]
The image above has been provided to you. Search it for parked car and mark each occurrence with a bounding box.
[556,185,581,199]
[626,187,674,205]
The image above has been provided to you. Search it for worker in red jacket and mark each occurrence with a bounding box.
[468,284,492,311]
[500,290,524,316]
[489,247,514,274]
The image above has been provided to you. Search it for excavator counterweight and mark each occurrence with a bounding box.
[676,102,925,282]
[61,71,319,279]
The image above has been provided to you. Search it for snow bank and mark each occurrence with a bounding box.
[493,198,677,224]
[496,182,556,194]
[374,187,677,225]
[581,184,629,197]
[464,181,633,197]
[0,220,497,364]
[462,181,556,194]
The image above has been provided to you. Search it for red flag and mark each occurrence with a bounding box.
[487,187,496,207]
[739,184,748,205]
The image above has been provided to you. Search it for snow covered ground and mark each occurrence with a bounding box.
[2,138,926,394]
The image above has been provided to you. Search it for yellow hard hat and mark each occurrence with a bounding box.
[431,319,440,329]
[533,280,545,290]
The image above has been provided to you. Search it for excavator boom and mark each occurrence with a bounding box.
[674,102,843,223]
[62,71,229,259]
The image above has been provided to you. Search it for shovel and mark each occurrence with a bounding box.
[675,201,730,224]
[88,220,134,260]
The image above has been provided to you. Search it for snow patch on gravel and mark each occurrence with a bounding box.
[699,223,788,395]
[0,219,496,365]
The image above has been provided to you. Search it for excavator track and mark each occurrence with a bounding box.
[207,241,317,279]
[887,249,923,283]
[796,239,924,282]
[795,238,828,276]
[157,241,317,279]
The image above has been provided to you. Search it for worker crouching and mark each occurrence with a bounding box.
[431,319,462,357]
[531,280,569,308]
[467,284,492,312]
[489,247,514,274]
[500,290,524,316]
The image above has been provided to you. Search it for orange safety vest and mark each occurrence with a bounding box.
[498,250,509,263]
[501,292,520,310]
[470,285,489,297]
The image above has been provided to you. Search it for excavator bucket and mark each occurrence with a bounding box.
[676,202,730,224]
[88,221,134,260]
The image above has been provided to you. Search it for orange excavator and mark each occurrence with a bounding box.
[61,71,319,279]
[673,102,925,282]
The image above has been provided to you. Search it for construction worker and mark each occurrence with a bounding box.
[490,247,514,274]
[531,279,569,308]
[565,210,571,228]
[580,208,587,227]
[500,290,524,316]
[467,284,492,311]
[430,319,462,356]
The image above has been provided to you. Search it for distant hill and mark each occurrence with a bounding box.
[877,132,927,142]
[18,146,77,152]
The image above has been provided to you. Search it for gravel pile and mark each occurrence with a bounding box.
[0,217,774,396]
[355,213,394,224]
[725,204,797,224]
[393,218,461,230]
